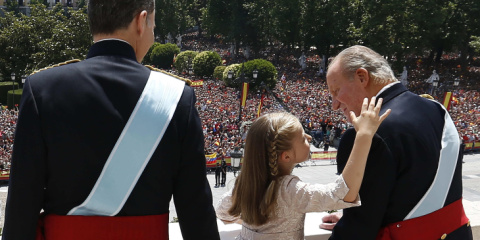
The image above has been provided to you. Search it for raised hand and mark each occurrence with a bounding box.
[349,97,391,136]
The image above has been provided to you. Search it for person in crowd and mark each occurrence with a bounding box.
[321,45,472,239]
[215,162,221,188]
[216,97,390,239]
[3,1,219,239]
[221,159,227,186]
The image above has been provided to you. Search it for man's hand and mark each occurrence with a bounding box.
[320,212,343,230]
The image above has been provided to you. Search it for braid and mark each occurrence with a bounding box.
[268,127,279,178]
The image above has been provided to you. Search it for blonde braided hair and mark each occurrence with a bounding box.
[268,126,280,178]
[229,112,302,226]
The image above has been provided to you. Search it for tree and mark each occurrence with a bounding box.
[144,42,162,65]
[150,43,181,69]
[192,51,221,77]
[213,65,226,80]
[243,59,277,90]
[302,0,353,60]
[0,3,91,81]
[31,4,91,70]
[222,64,241,87]
[470,36,480,54]
[174,50,199,73]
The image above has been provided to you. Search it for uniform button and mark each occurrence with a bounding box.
[441,233,447,239]
[396,224,401,228]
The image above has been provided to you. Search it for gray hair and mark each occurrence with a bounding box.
[331,45,398,85]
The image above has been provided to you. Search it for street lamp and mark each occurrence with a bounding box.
[230,148,242,177]
[11,73,15,108]
[227,70,233,80]
[253,69,258,79]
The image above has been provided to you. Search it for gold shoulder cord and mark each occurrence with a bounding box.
[145,65,192,86]
[31,59,81,75]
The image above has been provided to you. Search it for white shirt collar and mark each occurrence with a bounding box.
[375,82,400,97]
[95,38,130,45]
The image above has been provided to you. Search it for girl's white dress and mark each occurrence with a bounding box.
[216,175,360,240]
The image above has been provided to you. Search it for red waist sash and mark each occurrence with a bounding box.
[36,213,169,240]
[376,199,469,240]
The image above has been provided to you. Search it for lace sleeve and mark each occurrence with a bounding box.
[282,175,361,213]
[215,190,240,222]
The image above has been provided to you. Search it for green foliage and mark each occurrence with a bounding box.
[243,59,277,90]
[470,36,480,54]
[143,42,162,65]
[155,0,206,41]
[0,3,91,79]
[213,66,226,80]
[30,0,49,7]
[222,64,241,87]
[6,0,19,12]
[0,82,19,106]
[7,88,22,109]
[150,43,181,69]
[192,51,222,77]
[174,50,199,73]
[77,0,86,8]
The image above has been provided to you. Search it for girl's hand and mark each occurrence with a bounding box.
[350,97,391,136]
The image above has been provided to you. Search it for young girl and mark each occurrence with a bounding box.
[216,97,390,239]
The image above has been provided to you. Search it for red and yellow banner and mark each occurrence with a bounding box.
[241,82,249,107]
[257,93,264,117]
[191,80,204,87]
[311,151,337,160]
[443,92,453,110]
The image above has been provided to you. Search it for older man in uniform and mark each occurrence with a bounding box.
[3,0,219,239]
[322,45,472,240]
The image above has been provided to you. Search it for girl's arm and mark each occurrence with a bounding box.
[342,97,390,202]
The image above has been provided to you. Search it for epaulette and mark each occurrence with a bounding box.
[145,65,192,86]
[419,94,434,100]
[31,59,81,75]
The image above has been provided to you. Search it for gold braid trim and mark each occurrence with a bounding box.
[145,65,192,86]
[31,59,81,75]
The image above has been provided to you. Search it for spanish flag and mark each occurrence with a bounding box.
[443,92,453,111]
[191,80,204,87]
[241,82,249,107]
[257,94,264,117]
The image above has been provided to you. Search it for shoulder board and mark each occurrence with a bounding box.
[145,65,192,86]
[31,59,81,75]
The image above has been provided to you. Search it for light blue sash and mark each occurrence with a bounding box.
[404,103,460,219]
[68,71,185,216]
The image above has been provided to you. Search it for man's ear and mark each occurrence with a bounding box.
[136,10,148,36]
[355,68,370,87]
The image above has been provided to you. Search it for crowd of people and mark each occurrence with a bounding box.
[180,34,480,158]
[0,108,17,170]
[0,35,478,168]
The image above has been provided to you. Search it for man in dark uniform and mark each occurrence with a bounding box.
[215,162,221,187]
[221,159,227,186]
[321,45,472,239]
[3,1,219,239]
